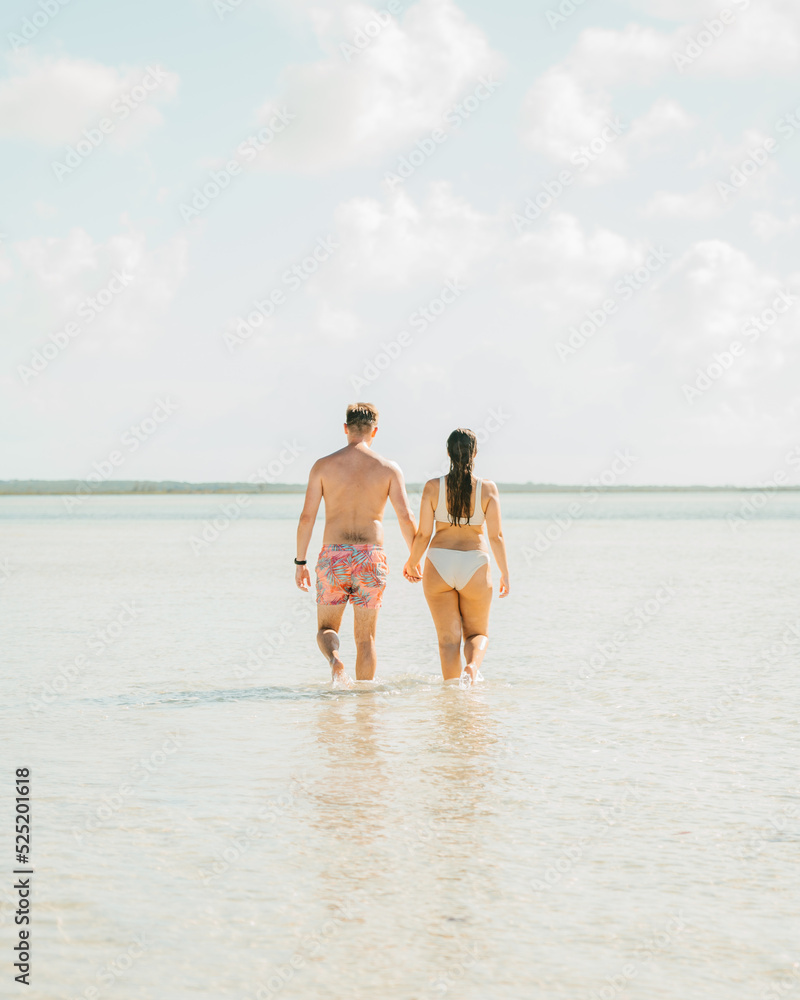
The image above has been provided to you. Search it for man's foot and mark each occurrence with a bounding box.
[330,653,354,689]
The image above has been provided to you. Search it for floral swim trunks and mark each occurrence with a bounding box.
[315,544,389,609]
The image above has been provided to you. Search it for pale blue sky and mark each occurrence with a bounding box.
[1,0,799,485]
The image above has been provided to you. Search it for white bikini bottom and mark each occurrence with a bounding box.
[426,548,490,590]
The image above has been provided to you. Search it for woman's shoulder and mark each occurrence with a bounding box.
[479,479,499,498]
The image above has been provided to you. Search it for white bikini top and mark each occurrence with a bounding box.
[433,476,485,526]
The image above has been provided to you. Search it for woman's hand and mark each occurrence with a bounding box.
[403,560,423,583]
[498,575,510,598]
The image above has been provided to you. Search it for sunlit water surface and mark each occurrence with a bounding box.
[1,493,799,999]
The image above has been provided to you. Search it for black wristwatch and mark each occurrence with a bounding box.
[294,558,307,565]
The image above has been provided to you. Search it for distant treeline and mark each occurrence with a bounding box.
[1,481,799,495]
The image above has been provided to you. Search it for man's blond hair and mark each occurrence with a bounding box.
[345,402,379,432]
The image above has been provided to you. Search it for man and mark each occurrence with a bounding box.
[295,403,417,686]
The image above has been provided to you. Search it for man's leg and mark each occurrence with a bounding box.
[353,607,379,680]
[317,604,351,686]
[349,545,388,681]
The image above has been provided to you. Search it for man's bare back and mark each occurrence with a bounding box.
[294,405,417,686]
[315,444,410,545]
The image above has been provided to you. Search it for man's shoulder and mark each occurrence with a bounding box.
[381,456,404,475]
[313,448,398,479]
[313,447,347,467]
[356,450,401,476]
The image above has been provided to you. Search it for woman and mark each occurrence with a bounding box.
[403,428,509,684]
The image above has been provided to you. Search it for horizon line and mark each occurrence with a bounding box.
[1,479,798,494]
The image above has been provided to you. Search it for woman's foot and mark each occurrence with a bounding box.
[330,653,354,689]
[460,663,485,688]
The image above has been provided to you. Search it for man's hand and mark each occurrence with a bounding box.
[403,560,422,583]
[296,463,322,590]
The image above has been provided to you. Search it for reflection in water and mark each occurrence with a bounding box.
[308,691,392,925]
[417,689,500,991]
[428,686,499,859]
[312,691,390,845]
[303,686,502,996]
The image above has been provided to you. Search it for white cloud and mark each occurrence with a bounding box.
[643,186,723,219]
[519,25,681,179]
[7,224,188,361]
[645,127,782,218]
[752,209,800,241]
[315,183,657,345]
[678,0,800,77]
[631,0,800,76]
[248,0,505,171]
[500,211,644,319]
[321,181,498,293]
[263,187,665,364]
[626,97,695,146]
[584,97,695,184]
[628,0,728,19]
[521,0,800,181]
[564,23,676,88]
[521,80,693,183]
[4,2,799,485]
[687,128,772,170]
[652,239,795,360]
[0,52,178,147]
[302,182,799,482]
[520,67,615,163]
[303,180,792,384]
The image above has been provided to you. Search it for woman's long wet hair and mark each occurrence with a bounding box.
[445,428,477,524]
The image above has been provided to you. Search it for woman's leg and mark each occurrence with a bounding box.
[423,558,463,680]
[457,561,492,682]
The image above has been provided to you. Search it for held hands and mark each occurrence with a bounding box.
[498,575,510,598]
[403,560,423,583]
[295,564,311,592]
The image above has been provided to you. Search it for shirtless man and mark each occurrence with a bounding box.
[294,403,417,686]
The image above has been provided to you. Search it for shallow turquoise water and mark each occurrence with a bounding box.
[1,494,799,999]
